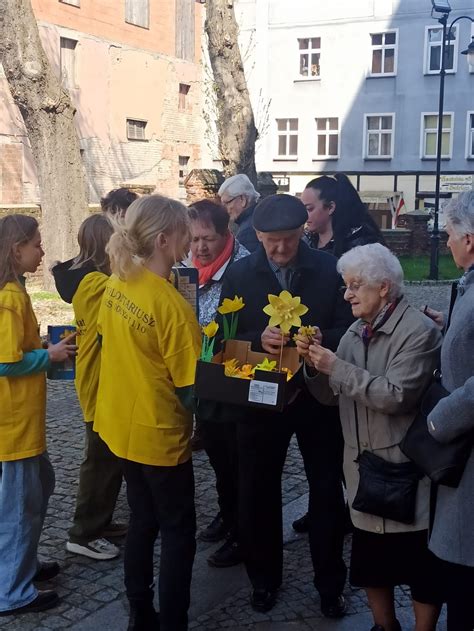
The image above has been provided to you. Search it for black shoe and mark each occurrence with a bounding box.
[321,594,347,618]
[199,513,227,543]
[207,539,242,568]
[370,621,401,631]
[250,588,277,613]
[127,605,160,630]
[292,512,309,533]
[0,591,59,616]
[34,561,60,582]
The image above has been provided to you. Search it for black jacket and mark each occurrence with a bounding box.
[234,203,259,253]
[303,221,383,258]
[217,241,353,352]
[52,258,96,303]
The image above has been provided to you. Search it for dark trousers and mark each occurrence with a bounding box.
[69,422,123,544]
[123,459,196,631]
[237,394,346,598]
[437,558,474,631]
[200,420,238,538]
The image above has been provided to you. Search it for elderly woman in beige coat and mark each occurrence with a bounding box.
[296,243,442,631]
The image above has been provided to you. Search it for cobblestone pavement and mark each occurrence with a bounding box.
[0,283,451,630]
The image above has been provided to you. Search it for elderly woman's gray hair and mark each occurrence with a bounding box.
[218,174,260,205]
[444,190,474,237]
[337,243,404,301]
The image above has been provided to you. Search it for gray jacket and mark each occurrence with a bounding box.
[305,298,442,534]
[428,268,474,567]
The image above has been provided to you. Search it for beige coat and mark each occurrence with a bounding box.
[305,298,442,534]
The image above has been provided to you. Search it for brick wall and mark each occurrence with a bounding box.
[0,143,23,203]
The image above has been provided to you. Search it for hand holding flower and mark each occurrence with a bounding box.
[307,343,337,376]
[261,326,290,355]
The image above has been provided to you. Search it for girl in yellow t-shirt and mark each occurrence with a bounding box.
[52,214,125,562]
[94,195,201,631]
[0,215,76,617]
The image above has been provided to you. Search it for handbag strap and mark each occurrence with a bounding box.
[353,401,362,461]
[445,281,458,332]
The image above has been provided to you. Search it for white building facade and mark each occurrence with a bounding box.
[213,0,474,219]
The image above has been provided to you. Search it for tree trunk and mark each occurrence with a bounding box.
[0,0,88,288]
[205,0,258,187]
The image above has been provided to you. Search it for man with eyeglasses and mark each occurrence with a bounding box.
[216,194,354,618]
[218,174,260,253]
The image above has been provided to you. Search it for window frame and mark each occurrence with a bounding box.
[420,111,454,160]
[124,0,150,29]
[178,83,190,112]
[368,29,398,77]
[126,118,148,142]
[363,113,395,160]
[178,155,190,186]
[59,36,78,89]
[466,111,474,159]
[423,24,459,75]
[296,37,321,81]
[274,118,299,160]
[313,117,340,160]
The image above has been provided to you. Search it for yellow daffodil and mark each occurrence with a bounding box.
[281,367,294,382]
[292,325,318,343]
[263,290,309,334]
[254,357,277,372]
[218,296,245,315]
[239,363,255,378]
[202,321,219,338]
[223,358,241,377]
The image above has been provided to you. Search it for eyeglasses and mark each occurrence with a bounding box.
[340,282,366,293]
[222,196,240,206]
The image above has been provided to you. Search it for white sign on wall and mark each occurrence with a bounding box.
[440,175,473,193]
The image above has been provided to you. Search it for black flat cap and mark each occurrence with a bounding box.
[253,194,307,232]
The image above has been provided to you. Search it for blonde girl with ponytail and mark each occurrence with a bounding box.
[94,195,201,631]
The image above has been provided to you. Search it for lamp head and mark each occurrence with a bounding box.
[461,36,474,68]
[431,0,451,14]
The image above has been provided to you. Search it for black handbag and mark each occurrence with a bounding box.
[400,282,473,488]
[352,404,421,524]
[400,380,472,488]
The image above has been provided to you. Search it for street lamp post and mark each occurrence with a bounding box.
[429,1,474,280]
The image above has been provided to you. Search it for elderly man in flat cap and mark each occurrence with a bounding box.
[218,174,260,253]
[216,194,353,617]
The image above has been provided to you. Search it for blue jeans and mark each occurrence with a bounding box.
[0,452,55,612]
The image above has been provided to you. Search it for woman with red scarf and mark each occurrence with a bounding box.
[185,199,249,568]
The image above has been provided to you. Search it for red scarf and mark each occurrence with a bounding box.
[193,232,234,287]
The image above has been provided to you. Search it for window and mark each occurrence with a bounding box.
[176,0,195,60]
[421,113,453,159]
[125,0,149,29]
[178,83,190,111]
[298,38,321,78]
[276,119,298,158]
[424,25,458,74]
[126,118,147,141]
[315,118,339,158]
[60,37,77,88]
[364,114,394,159]
[179,156,190,186]
[467,112,474,159]
[370,31,397,75]
[59,0,80,6]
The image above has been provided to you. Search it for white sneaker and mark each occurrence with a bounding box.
[66,538,120,560]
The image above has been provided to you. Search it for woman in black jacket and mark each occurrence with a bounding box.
[301,174,384,258]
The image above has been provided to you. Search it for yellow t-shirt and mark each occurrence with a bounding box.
[73,271,108,423]
[0,282,46,461]
[94,266,201,467]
